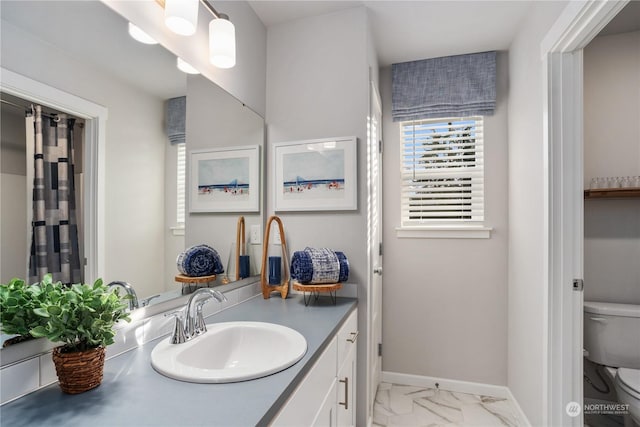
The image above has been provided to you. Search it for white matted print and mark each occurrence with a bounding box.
[273,137,357,211]
[189,145,260,213]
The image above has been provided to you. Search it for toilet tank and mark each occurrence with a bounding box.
[584,301,640,369]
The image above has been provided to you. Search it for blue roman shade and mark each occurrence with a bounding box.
[392,51,496,122]
[165,96,186,145]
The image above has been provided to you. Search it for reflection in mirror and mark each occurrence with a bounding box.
[0,0,264,325]
[186,75,264,286]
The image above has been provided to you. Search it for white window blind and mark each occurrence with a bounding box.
[400,116,484,226]
[176,143,186,225]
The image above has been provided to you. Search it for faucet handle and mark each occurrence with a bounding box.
[141,294,161,307]
[193,301,208,336]
[211,289,227,303]
[165,310,187,344]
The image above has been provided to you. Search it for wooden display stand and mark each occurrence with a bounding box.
[293,282,342,306]
[174,274,217,294]
[236,216,246,280]
[260,216,289,299]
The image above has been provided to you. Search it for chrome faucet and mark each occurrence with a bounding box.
[140,294,161,307]
[107,281,139,311]
[166,288,227,344]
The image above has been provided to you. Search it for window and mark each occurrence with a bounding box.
[399,116,486,232]
[176,143,186,225]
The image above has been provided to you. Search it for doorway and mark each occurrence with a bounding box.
[1,92,86,283]
[1,67,108,284]
[542,1,631,425]
[582,4,640,426]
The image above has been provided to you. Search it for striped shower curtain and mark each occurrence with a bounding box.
[28,105,81,285]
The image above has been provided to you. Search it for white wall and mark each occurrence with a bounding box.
[583,31,640,305]
[0,107,27,281]
[380,52,509,386]
[507,2,569,424]
[265,7,373,425]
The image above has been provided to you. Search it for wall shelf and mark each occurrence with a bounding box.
[584,188,640,199]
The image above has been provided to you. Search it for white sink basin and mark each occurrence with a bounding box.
[150,321,307,383]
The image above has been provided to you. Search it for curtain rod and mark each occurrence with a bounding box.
[0,98,36,116]
[1,98,25,110]
[1,99,83,124]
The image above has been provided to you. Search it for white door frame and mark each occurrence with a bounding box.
[0,67,108,282]
[541,1,628,424]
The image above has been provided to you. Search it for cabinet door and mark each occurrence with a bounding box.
[312,379,337,427]
[337,310,358,372]
[271,337,338,426]
[336,346,356,427]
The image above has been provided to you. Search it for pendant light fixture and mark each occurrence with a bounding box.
[164,0,199,36]
[128,23,158,45]
[208,13,236,69]
[134,0,236,69]
[177,58,200,75]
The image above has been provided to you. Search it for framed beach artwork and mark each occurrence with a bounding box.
[272,137,357,211]
[189,145,260,213]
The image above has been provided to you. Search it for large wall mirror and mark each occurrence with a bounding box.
[0,1,264,324]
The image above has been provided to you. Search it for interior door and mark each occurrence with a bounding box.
[368,80,383,417]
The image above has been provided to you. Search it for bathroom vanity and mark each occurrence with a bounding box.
[0,295,357,426]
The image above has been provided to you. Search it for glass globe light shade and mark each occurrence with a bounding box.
[209,17,236,69]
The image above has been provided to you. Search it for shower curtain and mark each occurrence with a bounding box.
[28,105,81,285]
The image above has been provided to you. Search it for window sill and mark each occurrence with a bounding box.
[170,226,185,236]
[395,226,492,239]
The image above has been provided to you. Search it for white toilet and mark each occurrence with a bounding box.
[584,301,640,427]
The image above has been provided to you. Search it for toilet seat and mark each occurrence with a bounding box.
[616,368,640,399]
[605,366,617,380]
[615,368,640,426]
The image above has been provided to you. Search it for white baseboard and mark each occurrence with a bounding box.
[503,384,532,427]
[381,371,531,426]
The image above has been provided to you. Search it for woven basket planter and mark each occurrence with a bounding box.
[52,346,106,394]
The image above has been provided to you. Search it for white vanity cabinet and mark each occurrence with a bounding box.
[272,309,358,427]
[336,309,357,426]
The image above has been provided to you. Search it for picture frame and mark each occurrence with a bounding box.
[272,136,357,211]
[189,145,260,213]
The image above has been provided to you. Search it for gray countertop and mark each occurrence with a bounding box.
[0,295,357,427]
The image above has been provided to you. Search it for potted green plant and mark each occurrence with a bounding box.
[0,278,48,346]
[30,275,131,394]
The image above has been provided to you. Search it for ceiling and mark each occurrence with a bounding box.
[248,0,535,66]
[2,0,638,103]
[1,1,186,100]
[248,0,640,66]
[598,0,640,36]
[247,0,362,27]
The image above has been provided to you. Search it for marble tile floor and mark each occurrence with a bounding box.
[373,382,523,427]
